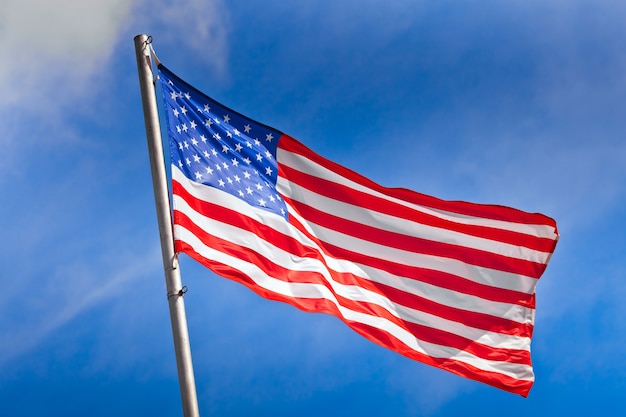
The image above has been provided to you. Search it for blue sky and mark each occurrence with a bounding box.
[1,0,625,415]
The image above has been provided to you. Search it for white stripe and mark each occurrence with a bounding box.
[173,166,538,295]
[173,170,537,316]
[278,148,557,240]
[277,175,551,264]
[173,177,533,349]
[175,223,534,382]
[284,199,539,294]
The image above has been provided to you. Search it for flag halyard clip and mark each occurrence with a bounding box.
[147,37,162,67]
[168,285,188,299]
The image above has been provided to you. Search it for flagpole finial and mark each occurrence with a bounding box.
[134,34,162,68]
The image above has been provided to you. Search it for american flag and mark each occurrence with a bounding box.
[157,64,559,397]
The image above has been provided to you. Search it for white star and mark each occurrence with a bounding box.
[244,124,251,133]
[218,179,225,187]
[254,138,261,146]
[222,145,229,153]
[265,166,273,175]
[204,104,210,112]
[203,150,210,158]
[178,142,183,150]
[246,186,253,195]
[193,154,201,162]
[258,198,266,207]
[213,133,221,140]
[235,143,243,152]
[234,174,241,182]
[226,131,233,138]
[245,141,252,148]
[168,80,174,86]
[185,158,191,166]
[215,164,222,172]
[266,133,273,142]
[227,177,233,184]
[265,150,272,158]
[238,190,245,197]
[205,119,213,127]
[170,91,177,100]
[256,153,263,162]
[223,114,231,123]
[234,129,240,136]
[178,160,183,168]
[200,135,207,143]
[191,137,198,146]
[181,106,187,115]
[176,125,181,133]
[222,162,229,170]
[173,108,179,117]
[280,208,285,215]
[231,158,239,167]
[243,157,251,164]
[211,148,218,156]
[190,120,197,129]
[182,123,188,132]
[184,92,191,99]
[183,141,189,149]
[195,171,202,180]
[255,183,264,191]
[243,171,251,179]
[269,195,276,202]
[205,166,213,175]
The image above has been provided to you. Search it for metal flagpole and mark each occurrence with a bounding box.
[134,34,200,417]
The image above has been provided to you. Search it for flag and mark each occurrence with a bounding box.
[157,64,559,397]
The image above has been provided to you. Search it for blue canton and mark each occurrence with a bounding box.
[158,65,288,220]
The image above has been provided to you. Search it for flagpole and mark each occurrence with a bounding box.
[134,34,200,417]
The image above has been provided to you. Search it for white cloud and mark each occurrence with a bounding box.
[0,0,134,106]
[0,0,231,175]
[0,0,136,180]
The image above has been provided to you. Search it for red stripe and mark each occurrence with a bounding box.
[279,134,557,231]
[348,322,533,397]
[279,163,555,254]
[279,194,537,309]
[176,239,532,396]
[173,180,534,338]
[175,212,531,366]
[284,194,547,279]
[285,212,534,338]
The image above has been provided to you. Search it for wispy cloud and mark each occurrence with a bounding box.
[0,0,233,374]
[131,0,231,76]
[0,243,161,369]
